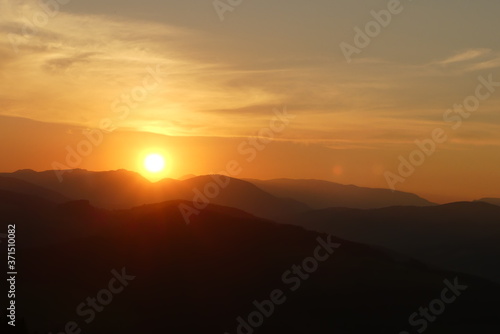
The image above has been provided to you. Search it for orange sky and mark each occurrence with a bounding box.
[1,0,500,203]
[1,115,499,203]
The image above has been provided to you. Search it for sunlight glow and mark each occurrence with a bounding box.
[144,154,165,173]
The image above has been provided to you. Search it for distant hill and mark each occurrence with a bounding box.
[0,169,153,208]
[281,201,500,283]
[245,178,435,209]
[178,173,197,180]
[0,171,438,215]
[476,198,500,206]
[2,196,500,333]
[0,175,71,203]
[0,188,57,212]
[0,170,310,219]
[156,175,311,220]
[0,189,106,248]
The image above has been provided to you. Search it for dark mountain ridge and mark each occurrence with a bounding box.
[245,177,435,209]
[1,195,500,333]
[281,201,500,283]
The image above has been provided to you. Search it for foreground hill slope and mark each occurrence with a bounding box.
[1,195,499,333]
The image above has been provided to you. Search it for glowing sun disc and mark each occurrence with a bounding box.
[144,154,165,173]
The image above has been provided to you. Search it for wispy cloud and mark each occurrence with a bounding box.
[1,0,500,150]
[438,49,491,65]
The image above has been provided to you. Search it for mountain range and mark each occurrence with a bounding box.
[0,169,437,216]
[280,202,500,283]
[1,169,500,333]
[1,190,500,333]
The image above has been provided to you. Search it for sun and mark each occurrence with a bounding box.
[144,154,165,173]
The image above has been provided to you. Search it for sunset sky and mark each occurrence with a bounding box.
[1,0,500,203]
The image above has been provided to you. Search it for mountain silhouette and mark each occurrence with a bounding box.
[0,189,106,248]
[154,175,311,220]
[477,197,500,206]
[0,175,70,203]
[0,170,438,216]
[0,170,310,219]
[246,178,435,209]
[3,195,500,333]
[281,201,500,283]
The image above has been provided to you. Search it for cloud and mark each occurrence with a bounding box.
[43,52,100,73]
[467,57,500,71]
[1,0,500,152]
[438,49,491,65]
